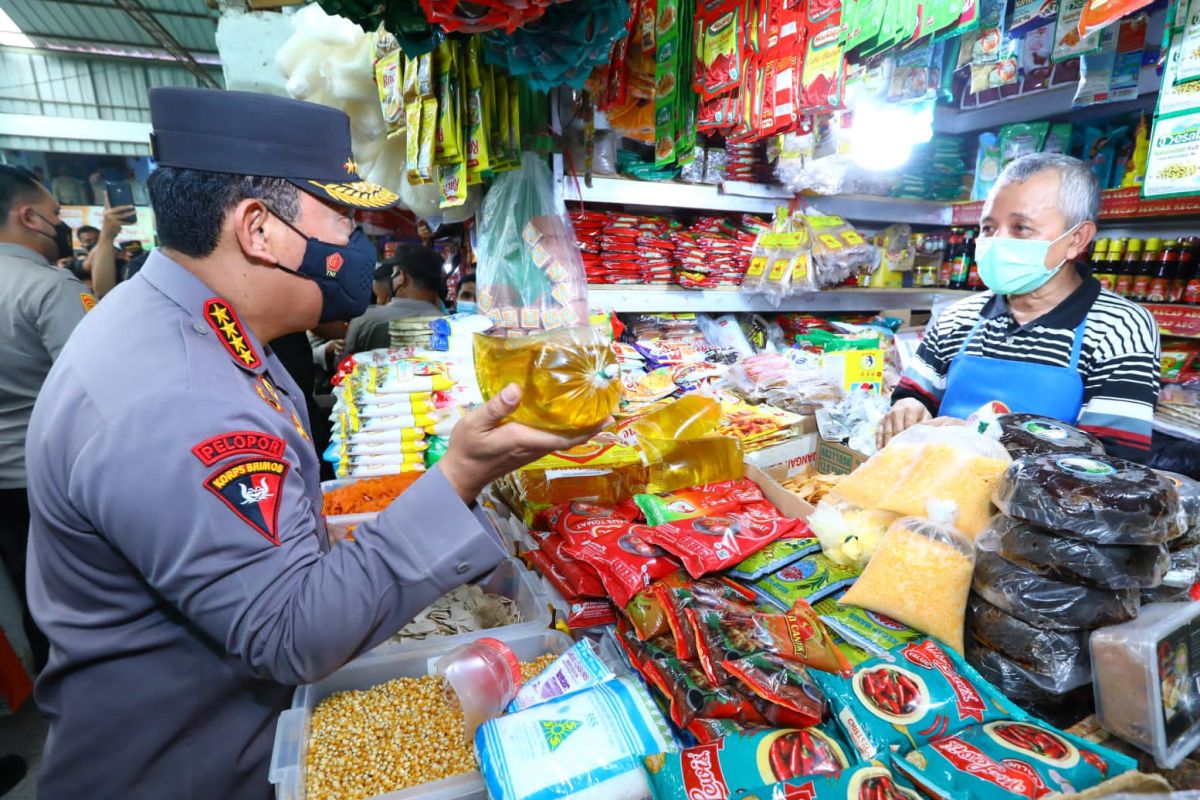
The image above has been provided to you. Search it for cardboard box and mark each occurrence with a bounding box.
[816,436,870,475]
[746,464,816,521]
[744,416,819,479]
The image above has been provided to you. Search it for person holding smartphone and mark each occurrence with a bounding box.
[85,199,136,299]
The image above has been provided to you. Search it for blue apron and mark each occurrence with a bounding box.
[939,318,1087,423]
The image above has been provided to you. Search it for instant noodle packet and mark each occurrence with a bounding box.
[812,639,1024,761]
[892,719,1136,798]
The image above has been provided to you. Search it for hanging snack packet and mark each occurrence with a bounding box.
[811,639,1024,760]
[641,508,803,579]
[647,750,902,800]
[893,720,1135,798]
[564,524,682,606]
[728,537,824,581]
[654,573,759,659]
[723,653,830,728]
[838,517,975,654]
[814,598,922,657]
[752,552,861,610]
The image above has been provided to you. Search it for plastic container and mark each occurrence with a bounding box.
[321,479,381,544]
[269,628,574,800]
[1092,602,1200,769]
[437,637,524,743]
[370,559,554,656]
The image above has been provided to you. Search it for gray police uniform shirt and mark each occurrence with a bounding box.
[25,250,506,800]
[0,242,91,489]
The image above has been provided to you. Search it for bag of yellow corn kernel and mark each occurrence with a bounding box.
[476,677,677,800]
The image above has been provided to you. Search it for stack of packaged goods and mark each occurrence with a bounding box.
[671,216,763,289]
[594,213,676,285]
[570,208,607,282]
[965,416,1190,724]
[892,136,969,200]
[724,140,774,184]
[326,351,465,479]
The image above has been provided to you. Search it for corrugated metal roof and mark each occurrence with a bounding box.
[0,0,219,58]
[0,133,147,155]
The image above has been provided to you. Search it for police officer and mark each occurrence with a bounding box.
[25,88,598,799]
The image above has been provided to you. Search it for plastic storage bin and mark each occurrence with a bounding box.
[370,558,554,655]
[269,628,574,800]
[320,479,382,543]
[1092,601,1200,769]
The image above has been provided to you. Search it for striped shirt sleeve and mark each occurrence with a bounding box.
[1076,302,1161,462]
[891,299,977,414]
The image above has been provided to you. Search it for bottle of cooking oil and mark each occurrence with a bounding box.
[640,436,745,495]
[622,394,722,442]
[474,326,621,433]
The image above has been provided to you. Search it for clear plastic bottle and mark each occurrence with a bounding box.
[640,436,744,495]
[436,637,524,744]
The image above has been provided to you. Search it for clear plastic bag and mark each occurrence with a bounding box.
[993,453,1181,546]
[808,499,897,570]
[1160,543,1200,589]
[966,593,1092,693]
[473,326,620,434]
[806,215,877,289]
[977,515,1169,590]
[992,413,1106,458]
[1159,469,1200,545]
[965,636,1091,699]
[833,425,1011,539]
[839,517,975,653]
[476,152,589,335]
[972,549,1140,631]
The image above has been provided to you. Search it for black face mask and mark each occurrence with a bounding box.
[33,212,74,261]
[267,211,378,324]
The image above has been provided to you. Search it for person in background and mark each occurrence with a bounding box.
[85,204,136,298]
[0,165,92,676]
[75,225,100,251]
[344,244,447,355]
[372,263,392,306]
[87,169,107,207]
[50,167,87,207]
[880,153,1160,462]
[124,166,149,206]
[456,272,477,313]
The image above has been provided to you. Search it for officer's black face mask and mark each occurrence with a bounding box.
[266,210,377,324]
[33,212,74,261]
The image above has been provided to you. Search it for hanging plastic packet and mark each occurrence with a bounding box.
[752,552,861,611]
[893,720,1135,798]
[811,638,1026,760]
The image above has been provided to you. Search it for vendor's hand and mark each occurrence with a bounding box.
[439,384,608,505]
[324,339,345,366]
[100,205,135,240]
[924,416,968,429]
[877,397,932,449]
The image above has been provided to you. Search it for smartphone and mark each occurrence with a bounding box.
[104,181,138,223]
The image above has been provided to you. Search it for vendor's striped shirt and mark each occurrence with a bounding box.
[892,273,1161,462]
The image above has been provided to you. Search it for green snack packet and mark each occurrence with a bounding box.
[751,552,860,610]
[1042,122,1073,154]
[814,597,922,655]
[728,538,823,581]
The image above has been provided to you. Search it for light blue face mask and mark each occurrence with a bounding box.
[457,300,478,314]
[976,223,1080,296]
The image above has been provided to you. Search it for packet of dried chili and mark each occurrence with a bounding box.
[800,0,846,111]
[724,652,828,728]
[538,533,609,598]
[697,2,744,99]
[686,717,759,744]
[810,638,1026,761]
[643,727,866,799]
[641,508,802,578]
[893,720,1135,799]
[563,523,682,606]
[654,573,758,659]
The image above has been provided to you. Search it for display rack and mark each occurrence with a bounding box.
[1142,304,1200,339]
[587,285,973,313]
[952,188,1200,226]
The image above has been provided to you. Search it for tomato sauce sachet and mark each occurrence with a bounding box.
[893,720,1136,799]
[563,523,682,606]
[641,506,803,578]
[541,499,641,540]
[811,639,1025,761]
[536,533,608,598]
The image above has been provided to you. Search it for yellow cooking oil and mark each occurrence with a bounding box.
[639,436,745,495]
[622,394,722,442]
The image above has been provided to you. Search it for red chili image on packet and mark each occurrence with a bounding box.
[563,523,681,606]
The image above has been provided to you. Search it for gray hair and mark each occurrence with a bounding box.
[993,153,1100,229]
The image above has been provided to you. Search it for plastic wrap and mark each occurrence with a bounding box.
[476,678,676,800]
[476,153,589,335]
[1159,469,1200,545]
[810,639,1026,761]
[1160,544,1200,590]
[892,720,1136,798]
[833,425,1011,539]
[722,653,829,728]
[972,549,1140,631]
[839,517,975,654]
[808,500,898,570]
[965,634,1091,697]
[474,326,620,433]
[977,515,1170,590]
[991,413,1106,457]
[993,453,1181,545]
[1092,602,1200,769]
[967,592,1092,683]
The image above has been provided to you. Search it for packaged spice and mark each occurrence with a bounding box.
[544,500,641,540]
[814,598,922,656]
[893,720,1135,798]
[643,654,763,727]
[537,533,609,598]
[653,572,758,658]
[728,537,823,581]
[723,653,830,728]
[972,549,1140,631]
[640,507,802,579]
[811,639,1024,760]
[993,453,1181,545]
[1052,0,1102,59]
[564,524,682,606]
[751,552,861,610]
[632,478,766,525]
[1145,109,1200,200]
[839,517,975,654]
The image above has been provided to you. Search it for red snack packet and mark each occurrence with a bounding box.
[544,499,641,541]
[525,547,580,601]
[725,653,829,728]
[687,717,760,744]
[562,599,619,630]
[562,523,681,606]
[538,533,608,598]
[641,505,802,578]
[654,573,759,659]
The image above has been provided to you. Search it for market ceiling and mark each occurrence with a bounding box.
[0,0,219,86]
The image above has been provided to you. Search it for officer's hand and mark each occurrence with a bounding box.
[877,398,933,449]
[439,384,608,505]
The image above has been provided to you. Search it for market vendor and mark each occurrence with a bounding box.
[880,153,1160,462]
[24,88,600,800]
